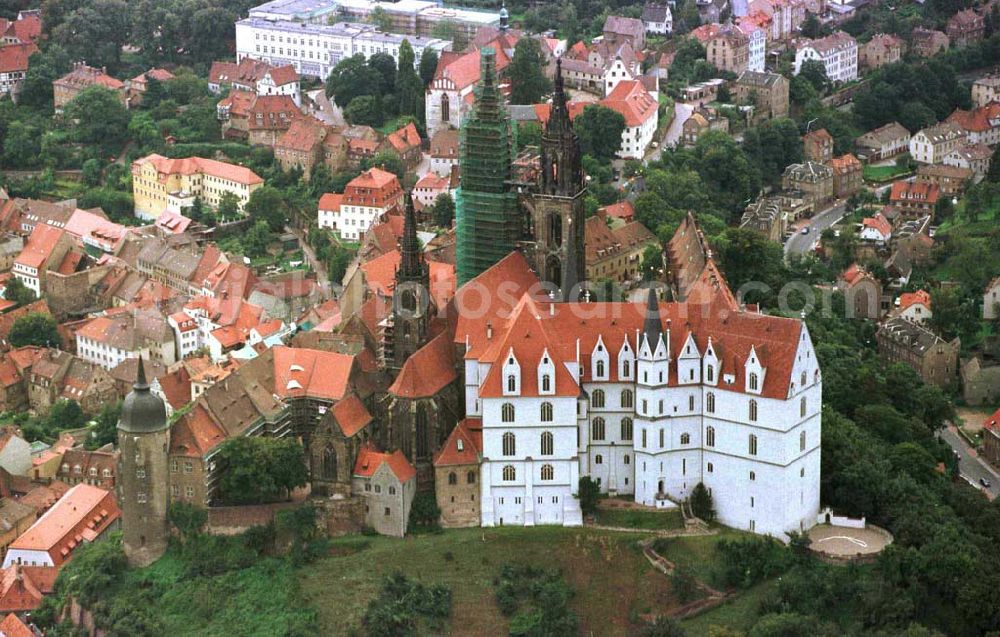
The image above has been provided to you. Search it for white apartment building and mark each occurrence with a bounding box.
[909,122,966,164]
[235,18,449,80]
[740,24,766,73]
[462,285,822,540]
[325,167,403,241]
[601,80,658,160]
[794,31,858,83]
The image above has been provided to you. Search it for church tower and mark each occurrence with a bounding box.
[391,192,432,369]
[455,47,520,285]
[117,357,170,567]
[529,58,587,300]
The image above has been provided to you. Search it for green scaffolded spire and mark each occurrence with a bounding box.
[456,47,520,286]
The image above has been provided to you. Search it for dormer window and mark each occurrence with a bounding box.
[507,376,516,392]
[542,375,551,392]
[596,360,605,378]
[749,373,759,391]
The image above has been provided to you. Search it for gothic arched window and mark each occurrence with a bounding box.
[322,445,337,480]
[540,402,553,422]
[591,389,605,408]
[502,432,516,456]
[540,431,554,455]
[502,403,515,422]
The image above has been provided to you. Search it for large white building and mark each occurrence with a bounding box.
[794,31,858,84]
[235,18,449,80]
[456,255,822,539]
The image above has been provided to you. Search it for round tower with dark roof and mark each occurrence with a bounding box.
[117,356,170,567]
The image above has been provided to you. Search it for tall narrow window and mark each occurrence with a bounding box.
[596,360,605,378]
[592,389,605,408]
[540,431,554,456]
[620,389,634,409]
[707,392,715,413]
[800,397,807,418]
[749,372,759,391]
[749,434,758,456]
[540,464,554,480]
[801,371,807,386]
[621,417,633,441]
[592,417,606,441]
[707,365,714,382]
[541,402,553,422]
[659,428,664,448]
[507,375,516,392]
[642,429,647,448]
[688,395,695,411]
[448,472,457,485]
[502,432,516,456]
[749,399,758,422]
[706,426,715,447]
[503,465,515,481]
[502,403,515,422]
[542,374,551,392]
[800,430,806,452]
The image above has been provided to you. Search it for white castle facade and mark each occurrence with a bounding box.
[459,288,821,540]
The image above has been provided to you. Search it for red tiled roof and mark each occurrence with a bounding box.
[890,180,940,205]
[318,193,343,211]
[389,332,456,398]
[331,394,372,437]
[434,418,483,467]
[0,566,56,614]
[862,213,892,238]
[828,153,861,174]
[0,612,32,637]
[170,403,226,457]
[385,122,421,154]
[947,103,1000,133]
[601,80,657,127]
[272,346,355,401]
[133,154,264,186]
[267,64,299,86]
[0,42,37,74]
[345,168,402,210]
[361,249,456,310]
[8,484,120,567]
[841,263,869,286]
[15,224,63,269]
[899,289,931,311]
[434,46,512,91]
[985,407,1000,432]
[353,444,416,482]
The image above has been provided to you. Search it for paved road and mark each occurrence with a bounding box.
[646,102,694,164]
[306,89,345,126]
[940,425,999,500]
[286,224,331,292]
[783,200,848,257]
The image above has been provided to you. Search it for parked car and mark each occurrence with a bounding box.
[800,227,810,235]
[980,477,992,489]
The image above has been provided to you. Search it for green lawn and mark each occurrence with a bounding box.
[863,163,910,182]
[595,506,684,530]
[299,526,680,636]
[681,580,778,634]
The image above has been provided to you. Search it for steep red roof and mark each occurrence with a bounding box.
[0,565,56,614]
[601,80,657,127]
[170,404,226,457]
[600,201,635,221]
[890,180,940,205]
[15,224,63,269]
[947,103,1000,133]
[389,332,456,398]
[434,418,483,467]
[353,444,416,482]
[985,407,1000,432]
[331,394,372,437]
[361,249,456,310]
[0,42,37,74]
[385,122,421,154]
[318,193,343,211]
[272,346,355,401]
[8,484,119,567]
[0,613,32,637]
[862,213,892,238]
[266,64,299,86]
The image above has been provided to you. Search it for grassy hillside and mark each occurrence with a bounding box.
[298,526,745,636]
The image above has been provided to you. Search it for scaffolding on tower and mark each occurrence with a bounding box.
[455,47,521,286]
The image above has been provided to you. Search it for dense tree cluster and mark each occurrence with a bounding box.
[213,437,309,505]
[326,43,428,129]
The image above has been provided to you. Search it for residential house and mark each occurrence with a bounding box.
[737,21,766,73]
[429,129,460,177]
[828,153,862,198]
[682,107,729,146]
[131,154,264,220]
[2,484,120,568]
[126,68,174,107]
[697,24,751,74]
[584,216,658,285]
[352,445,417,538]
[559,57,604,94]
[274,116,348,177]
[860,34,902,71]
[25,349,117,415]
[0,564,56,614]
[55,448,116,490]
[943,143,993,177]
[876,318,959,387]
[209,58,301,106]
[246,95,301,147]
[324,168,404,241]
[0,501,35,562]
[985,277,1000,320]
[855,122,910,161]
[12,225,74,298]
[425,41,513,138]
[433,419,482,528]
[603,15,645,50]
[733,71,789,122]
[595,80,658,159]
[247,275,320,324]
[803,128,834,163]
[598,201,636,223]
[911,28,949,58]
[972,74,1000,108]
[794,32,858,83]
[892,289,932,323]
[0,43,37,102]
[909,122,966,164]
[740,196,786,242]
[217,89,257,140]
[317,193,343,232]
[889,180,940,217]
[75,309,177,370]
[838,264,882,320]
[378,122,422,170]
[641,3,673,34]
[915,163,972,197]
[946,9,985,49]
[52,63,125,113]
[961,358,1000,407]
[860,213,892,244]
[413,173,453,210]
[946,103,1000,146]
[782,161,834,213]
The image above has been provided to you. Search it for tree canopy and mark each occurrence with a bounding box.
[8,311,60,348]
[214,437,309,505]
[508,38,551,105]
[573,105,625,163]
